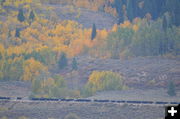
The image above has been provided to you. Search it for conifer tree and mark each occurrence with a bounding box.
[58,52,68,70]
[17,9,25,22]
[29,10,35,21]
[163,16,167,32]
[15,28,20,38]
[72,57,78,70]
[91,23,97,40]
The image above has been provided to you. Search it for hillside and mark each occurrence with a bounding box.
[54,56,180,89]
[44,0,180,26]
[50,4,117,29]
[0,1,180,119]
[0,56,179,102]
[0,101,164,119]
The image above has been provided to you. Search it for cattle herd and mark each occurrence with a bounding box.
[0,96,179,105]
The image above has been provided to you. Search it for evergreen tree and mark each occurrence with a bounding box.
[58,52,68,70]
[114,0,124,23]
[29,10,35,21]
[72,57,78,70]
[163,16,168,31]
[15,28,20,38]
[91,23,97,40]
[127,0,134,21]
[17,9,25,22]
[165,0,180,26]
[167,81,176,96]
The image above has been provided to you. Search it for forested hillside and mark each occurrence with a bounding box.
[0,0,179,98]
[43,0,180,26]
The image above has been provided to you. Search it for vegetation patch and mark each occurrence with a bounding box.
[82,71,125,97]
[31,75,80,98]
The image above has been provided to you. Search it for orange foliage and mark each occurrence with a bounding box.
[104,5,117,17]
[112,24,118,32]
[132,24,139,31]
[22,58,48,81]
[120,21,131,28]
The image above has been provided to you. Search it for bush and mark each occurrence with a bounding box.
[167,81,176,96]
[82,71,125,97]
[64,113,80,119]
[18,116,29,119]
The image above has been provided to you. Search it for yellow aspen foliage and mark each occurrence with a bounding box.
[0,44,5,58]
[112,24,118,32]
[85,71,124,95]
[43,78,55,87]
[7,46,24,56]
[98,29,108,39]
[120,20,131,28]
[75,0,91,10]
[3,0,32,7]
[22,58,48,81]
[132,24,139,31]
[34,45,48,52]
[133,17,141,24]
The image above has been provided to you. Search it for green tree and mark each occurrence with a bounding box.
[167,81,176,96]
[58,52,68,70]
[32,79,41,94]
[17,9,25,22]
[91,23,97,40]
[106,27,134,59]
[15,28,20,37]
[163,16,168,32]
[72,57,78,70]
[29,10,35,22]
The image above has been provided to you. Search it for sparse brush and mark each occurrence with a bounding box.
[64,113,80,119]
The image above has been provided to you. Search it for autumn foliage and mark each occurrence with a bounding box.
[0,0,180,98]
[82,71,124,96]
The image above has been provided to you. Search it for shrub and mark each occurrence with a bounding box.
[64,113,80,119]
[18,116,29,119]
[167,81,176,96]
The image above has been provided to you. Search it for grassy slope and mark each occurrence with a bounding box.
[49,4,117,29]
[0,101,164,119]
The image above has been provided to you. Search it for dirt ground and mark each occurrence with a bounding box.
[0,81,31,98]
[0,101,165,119]
[89,88,180,102]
